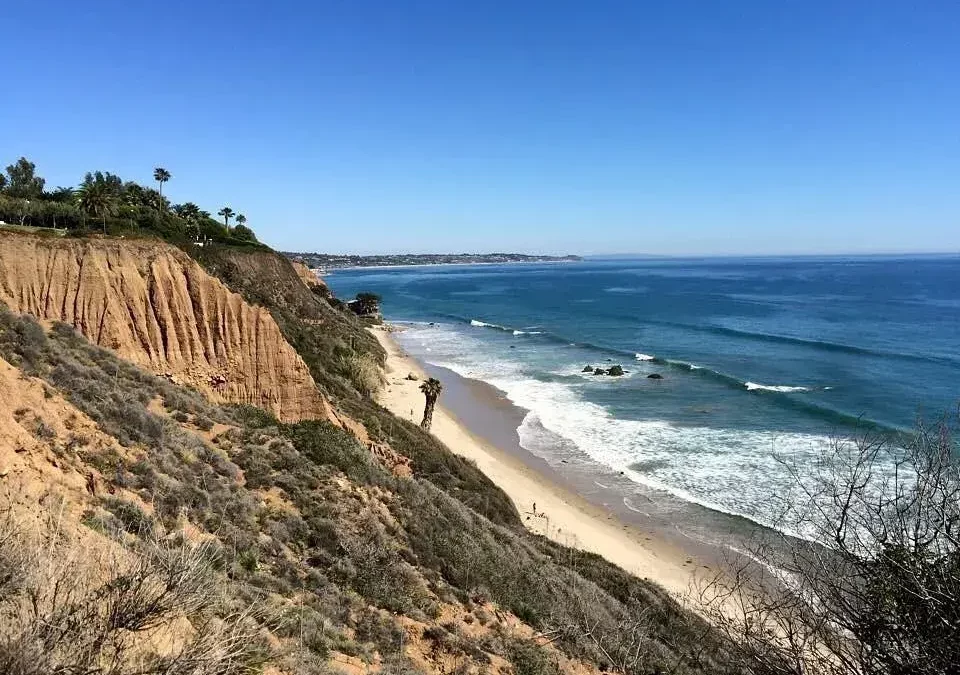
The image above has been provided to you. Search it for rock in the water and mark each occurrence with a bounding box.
[606,365,625,376]
[647,373,664,379]
[582,365,594,373]
[593,368,605,375]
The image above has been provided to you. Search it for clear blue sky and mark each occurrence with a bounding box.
[4,1,958,255]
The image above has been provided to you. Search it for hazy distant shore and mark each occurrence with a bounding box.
[325,258,581,273]
[285,251,582,272]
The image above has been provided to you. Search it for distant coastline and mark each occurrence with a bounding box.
[284,251,582,271]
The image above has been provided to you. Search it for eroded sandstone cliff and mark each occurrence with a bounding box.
[0,233,329,422]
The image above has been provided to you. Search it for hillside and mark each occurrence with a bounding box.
[0,232,735,675]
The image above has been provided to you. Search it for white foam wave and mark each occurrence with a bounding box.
[471,318,543,335]
[604,286,649,294]
[745,382,810,393]
[635,353,655,361]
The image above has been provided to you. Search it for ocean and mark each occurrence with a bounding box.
[325,256,960,531]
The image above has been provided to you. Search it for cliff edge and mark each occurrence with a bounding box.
[0,232,329,422]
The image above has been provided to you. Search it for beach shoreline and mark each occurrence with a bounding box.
[369,324,724,600]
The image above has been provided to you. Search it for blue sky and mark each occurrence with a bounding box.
[3,1,958,255]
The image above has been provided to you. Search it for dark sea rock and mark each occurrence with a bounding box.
[606,365,624,376]
[582,365,594,373]
[647,373,664,379]
[593,368,605,375]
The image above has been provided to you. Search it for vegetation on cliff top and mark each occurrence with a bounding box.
[0,156,257,246]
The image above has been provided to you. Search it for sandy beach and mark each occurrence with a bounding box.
[369,325,707,599]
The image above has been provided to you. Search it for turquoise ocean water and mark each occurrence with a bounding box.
[326,256,960,529]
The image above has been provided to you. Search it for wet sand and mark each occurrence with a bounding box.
[370,325,765,601]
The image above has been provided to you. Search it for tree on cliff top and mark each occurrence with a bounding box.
[4,157,45,199]
[78,172,121,233]
[218,206,235,228]
[232,223,257,242]
[153,167,171,208]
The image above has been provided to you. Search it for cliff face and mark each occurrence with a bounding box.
[291,260,324,289]
[0,233,329,422]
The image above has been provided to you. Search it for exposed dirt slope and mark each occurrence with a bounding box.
[290,260,325,290]
[0,233,328,422]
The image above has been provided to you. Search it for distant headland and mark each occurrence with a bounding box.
[284,251,582,271]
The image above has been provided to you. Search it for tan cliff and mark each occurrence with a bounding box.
[291,259,324,289]
[0,233,330,422]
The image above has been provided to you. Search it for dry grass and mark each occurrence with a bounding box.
[0,502,264,675]
[336,353,385,397]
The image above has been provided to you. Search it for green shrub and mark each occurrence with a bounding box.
[504,638,561,675]
[194,415,214,431]
[103,497,155,535]
[354,608,406,656]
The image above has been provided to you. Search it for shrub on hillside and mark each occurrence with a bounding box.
[0,505,264,675]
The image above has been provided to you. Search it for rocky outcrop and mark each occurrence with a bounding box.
[0,233,329,422]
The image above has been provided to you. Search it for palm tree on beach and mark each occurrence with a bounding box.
[419,378,443,431]
[218,206,235,229]
[153,167,171,209]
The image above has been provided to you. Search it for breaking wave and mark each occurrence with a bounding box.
[745,382,811,393]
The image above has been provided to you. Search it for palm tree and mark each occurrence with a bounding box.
[419,377,443,431]
[218,206,235,229]
[78,180,117,234]
[182,202,204,240]
[153,167,171,208]
[235,213,247,228]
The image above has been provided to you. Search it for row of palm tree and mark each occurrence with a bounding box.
[153,167,246,233]
[0,157,257,243]
[66,164,247,236]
